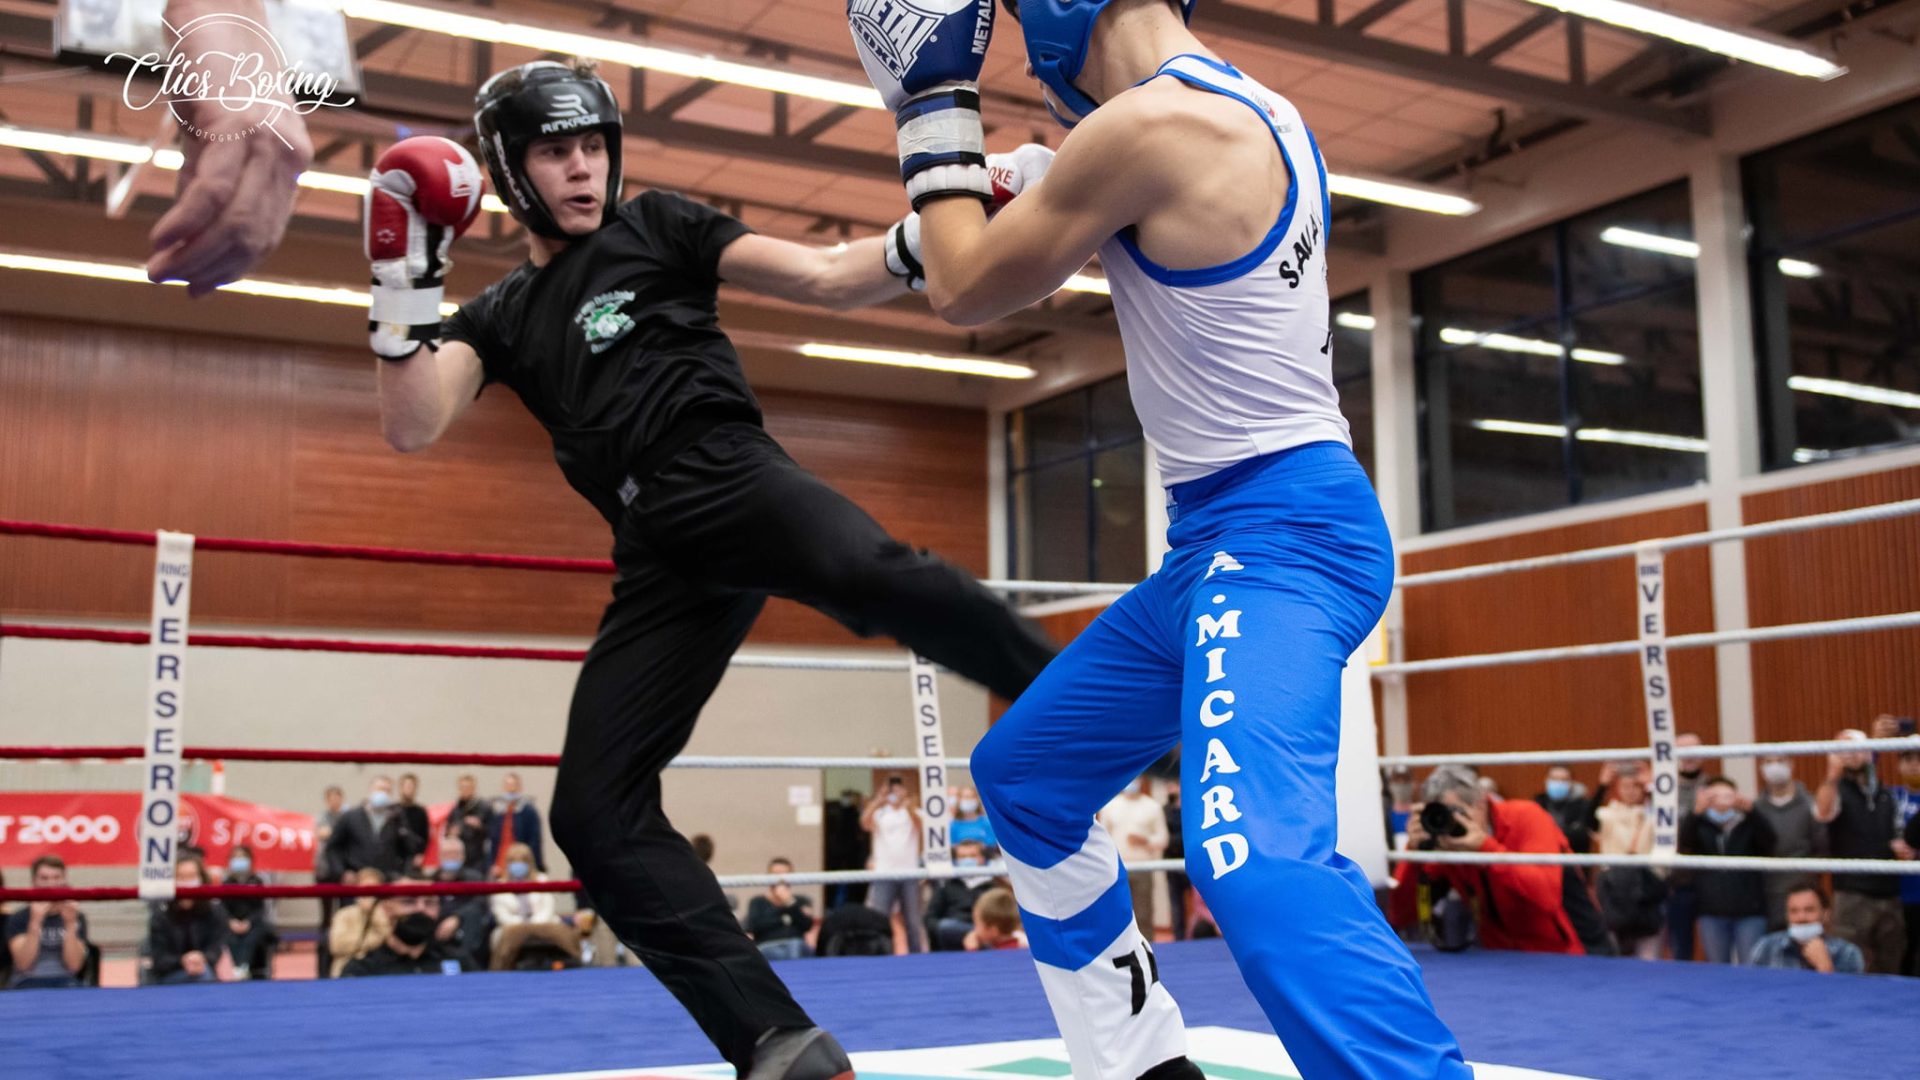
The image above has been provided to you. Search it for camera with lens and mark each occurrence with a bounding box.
[1417,800,1469,851]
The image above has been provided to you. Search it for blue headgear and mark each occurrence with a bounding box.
[1005,0,1199,127]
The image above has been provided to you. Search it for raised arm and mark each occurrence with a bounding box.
[378,342,485,453]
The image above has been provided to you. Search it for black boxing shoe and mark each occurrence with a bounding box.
[744,1027,854,1080]
[1138,1057,1206,1080]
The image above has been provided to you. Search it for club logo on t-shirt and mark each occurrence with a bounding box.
[574,290,637,354]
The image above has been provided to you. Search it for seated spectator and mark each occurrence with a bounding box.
[7,855,89,989]
[148,855,230,984]
[964,887,1026,951]
[489,842,579,970]
[1753,753,1823,931]
[1749,885,1865,973]
[341,876,469,977]
[220,844,277,980]
[745,858,815,960]
[815,902,894,957]
[1680,777,1775,965]
[949,787,998,855]
[1591,761,1666,960]
[430,841,491,969]
[327,867,393,978]
[1533,765,1593,853]
[1391,764,1584,955]
[925,840,999,951]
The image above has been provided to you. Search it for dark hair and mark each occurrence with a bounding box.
[767,857,793,872]
[230,843,254,860]
[177,852,208,885]
[30,854,66,877]
[1703,776,1737,791]
[691,834,715,863]
[1787,884,1829,909]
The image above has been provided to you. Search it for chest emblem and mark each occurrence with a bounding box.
[574,290,637,354]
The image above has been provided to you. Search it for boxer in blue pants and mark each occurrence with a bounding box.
[847,0,1472,1075]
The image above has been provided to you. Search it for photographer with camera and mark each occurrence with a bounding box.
[1391,765,1587,955]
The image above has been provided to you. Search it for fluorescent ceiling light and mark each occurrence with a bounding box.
[340,0,883,109]
[1062,273,1111,295]
[1327,173,1480,216]
[1336,312,1378,331]
[1599,226,1823,279]
[0,127,154,163]
[1789,375,1920,410]
[797,342,1035,380]
[1516,0,1844,79]
[1470,418,1708,453]
[0,250,460,315]
[1439,326,1626,365]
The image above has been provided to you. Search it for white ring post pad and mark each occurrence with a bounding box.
[139,531,194,901]
[1636,544,1680,859]
[910,654,952,867]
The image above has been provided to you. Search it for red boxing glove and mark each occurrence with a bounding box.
[364,136,484,358]
[987,143,1055,214]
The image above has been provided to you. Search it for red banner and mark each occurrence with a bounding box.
[0,792,316,873]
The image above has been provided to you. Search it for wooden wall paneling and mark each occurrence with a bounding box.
[1743,464,1920,791]
[1,315,995,651]
[1398,504,1718,799]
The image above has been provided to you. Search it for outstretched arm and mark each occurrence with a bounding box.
[717,233,909,311]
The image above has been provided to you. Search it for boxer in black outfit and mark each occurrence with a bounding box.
[362,58,1056,1080]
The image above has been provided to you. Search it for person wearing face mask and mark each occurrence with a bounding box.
[1677,778,1775,964]
[220,844,277,979]
[1750,754,1824,931]
[1747,886,1865,973]
[1099,775,1171,940]
[862,777,925,953]
[1886,745,1920,974]
[1590,762,1667,960]
[430,839,492,970]
[488,772,546,876]
[1533,766,1592,853]
[949,786,999,857]
[342,879,471,977]
[147,855,232,984]
[924,840,1002,951]
[488,842,578,971]
[322,775,425,882]
[1816,722,1908,973]
[328,867,395,977]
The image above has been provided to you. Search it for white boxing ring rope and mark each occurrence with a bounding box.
[1380,736,1920,770]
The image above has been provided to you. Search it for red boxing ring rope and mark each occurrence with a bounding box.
[0,518,615,575]
[0,744,561,766]
[0,623,589,663]
[0,880,582,903]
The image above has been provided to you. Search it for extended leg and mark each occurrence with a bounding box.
[638,423,1058,700]
[550,567,814,1070]
[972,583,1188,1080]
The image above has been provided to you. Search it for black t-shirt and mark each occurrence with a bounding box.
[1830,775,1898,897]
[442,191,763,526]
[340,941,468,977]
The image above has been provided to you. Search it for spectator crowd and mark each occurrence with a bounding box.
[5,724,1916,989]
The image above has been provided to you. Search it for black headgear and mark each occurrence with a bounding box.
[473,61,624,240]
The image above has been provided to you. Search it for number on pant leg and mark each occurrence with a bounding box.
[1112,942,1162,1016]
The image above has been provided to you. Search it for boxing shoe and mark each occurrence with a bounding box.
[744,1027,854,1080]
[1139,1057,1206,1080]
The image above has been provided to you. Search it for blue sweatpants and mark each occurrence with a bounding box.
[975,443,1470,1080]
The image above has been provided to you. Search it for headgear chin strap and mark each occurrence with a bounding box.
[1005,0,1198,128]
[474,61,625,240]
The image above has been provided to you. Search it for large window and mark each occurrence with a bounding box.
[1415,183,1706,530]
[1007,376,1147,583]
[1331,291,1375,479]
[1746,97,1920,470]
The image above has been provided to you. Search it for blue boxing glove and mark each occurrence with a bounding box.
[848,0,997,209]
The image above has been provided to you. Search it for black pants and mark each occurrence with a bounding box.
[549,422,1057,1070]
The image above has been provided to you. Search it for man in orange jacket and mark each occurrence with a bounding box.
[1393,764,1586,955]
